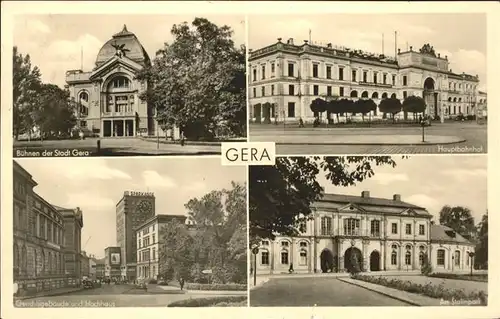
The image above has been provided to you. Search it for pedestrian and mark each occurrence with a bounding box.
[180,131,185,146]
[179,277,185,290]
[289,263,294,274]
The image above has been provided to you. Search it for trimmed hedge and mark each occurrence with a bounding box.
[168,296,247,307]
[353,275,487,305]
[429,273,488,283]
[185,283,247,291]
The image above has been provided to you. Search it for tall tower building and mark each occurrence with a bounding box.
[116,191,155,280]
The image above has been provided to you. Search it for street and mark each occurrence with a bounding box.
[14,283,238,307]
[250,277,410,306]
[13,138,222,157]
[249,122,487,154]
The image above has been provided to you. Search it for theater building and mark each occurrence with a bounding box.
[65,25,167,137]
[116,191,156,281]
[13,161,79,295]
[135,214,190,280]
[249,39,482,123]
[253,191,475,274]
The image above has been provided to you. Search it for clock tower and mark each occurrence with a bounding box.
[116,191,155,281]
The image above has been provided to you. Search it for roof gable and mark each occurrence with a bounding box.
[337,202,367,214]
[90,55,143,80]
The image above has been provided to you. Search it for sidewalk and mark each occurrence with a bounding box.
[14,287,84,300]
[252,134,465,146]
[338,277,441,306]
[186,290,248,295]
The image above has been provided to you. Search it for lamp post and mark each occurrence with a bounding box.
[468,252,475,277]
[251,245,260,287]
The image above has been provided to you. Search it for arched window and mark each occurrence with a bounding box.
[405,251,412,265]
[299,241,308,248]
[350,90,358,98]
[361,91,369,98]
[466,251,470,266]
[455,251,460,266]
[281,250,289,265]
[109,76,130,89]
[261,249,269,265]
[390,93,397,99]
[42,250,46,275]
[372,92,379,99]
[48,252,52,274]
[458,98,462,102]
[419,252,425,265]
[437,249,445,266]
[448,97,452,102]
[299,250,307,266]
[22,246,27,275]
[381,92,388,99]
[391,251,397,265]
[453,97,457,102]
[33,249,37,276]
[79,91,89,102]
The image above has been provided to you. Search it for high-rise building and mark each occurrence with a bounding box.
[116,191,155,281]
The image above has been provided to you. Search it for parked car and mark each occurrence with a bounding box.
[83,280,94,289]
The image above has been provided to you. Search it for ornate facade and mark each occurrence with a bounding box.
[254,191,475,274]
[249,39,483,123]
[65,25,165,137]
[13,161,83,296]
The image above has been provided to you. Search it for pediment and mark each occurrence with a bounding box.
[400,208,418,216]
[338,203,366,213]
[90,56,143,80]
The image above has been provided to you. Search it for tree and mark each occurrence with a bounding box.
[354,99,377,122]
[420,252,433,275]
[402,96,426,121]
[379,97,402,121]
[438,205,476,239]
[185,181,247,284]
[475,211,488,269]
[310,98,327,121]
[364,99,377,122]
[327,100,340,123]
[13,46,42,139]
[249,156,400,239]
[159,218,194,281]
[136,18,246,140]
[349,251,362,276]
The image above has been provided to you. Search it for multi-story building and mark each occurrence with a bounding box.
[116,191,156,281]
[104,247,122,281]
[135,214,188,280]
[65,25,170,137]
[476,91,488,117]
[57,206,84,287]
[94,258,106,280]
[89,255,97,280]
[13,161,68,295]
[80,251,90,278]
[254,191,475,274]
[249,39,484,123]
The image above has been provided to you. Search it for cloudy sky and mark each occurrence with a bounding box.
[249,13,487,91]
[13,14,245,88]
[317,155,487,224]
[16,157,246,258]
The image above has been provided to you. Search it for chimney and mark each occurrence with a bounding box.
[393,194,401,201]
[361,191,370,198]
[327,43,332,48]
[409,46,413,51]
[287,38,294,45]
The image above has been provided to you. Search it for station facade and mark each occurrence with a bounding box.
[249,39,484,123]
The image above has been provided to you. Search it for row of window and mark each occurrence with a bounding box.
[105,95,135,113]
[140,224,155,236]
[319,217,426,236]
[138,234,155,248]
[13,244,64,277]
[137,247,156,262]
[138,265,157,278]
[14,204,64,246]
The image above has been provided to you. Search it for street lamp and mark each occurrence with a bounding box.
[251,245,260,287]
[468,252,475,277]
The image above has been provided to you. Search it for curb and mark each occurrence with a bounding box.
[337,278,422,306]
[273,139,467,147]
[14,288,85,300]
[186,290,248,295]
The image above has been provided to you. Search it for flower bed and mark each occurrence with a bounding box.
[167,296,247,307]
[353,275,487,305]
[429,273,488,283]
[185,283,247,291]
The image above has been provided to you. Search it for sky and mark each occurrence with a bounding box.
[316,155,487,224]
[16,157,246,259]
[249,13,487,91]
[13,14,245,88]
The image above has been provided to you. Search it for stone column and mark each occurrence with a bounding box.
[270,241,274,274]
[290,239,294,269]
[381,241,385,271]
[362,239,369,272]
[111,120,114,137]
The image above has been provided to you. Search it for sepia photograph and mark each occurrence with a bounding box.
[13,157,247,307]
[249,156,487,306]
[248,14,487,154]
[13,14,246,157]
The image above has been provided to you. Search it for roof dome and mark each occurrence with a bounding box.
[95,25,151,68]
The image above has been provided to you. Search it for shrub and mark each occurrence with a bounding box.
[167,296,247,307]
[148,279,158,284]
[428,273,488,283]
[420,253,433,276]
[184,283,247,291]
[352,275,487,305]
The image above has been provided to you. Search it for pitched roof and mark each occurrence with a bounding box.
[318,193,425,209]
[430,224,473,245]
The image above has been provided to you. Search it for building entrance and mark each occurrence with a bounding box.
[423,77,438,118]
[344,247,363,272]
